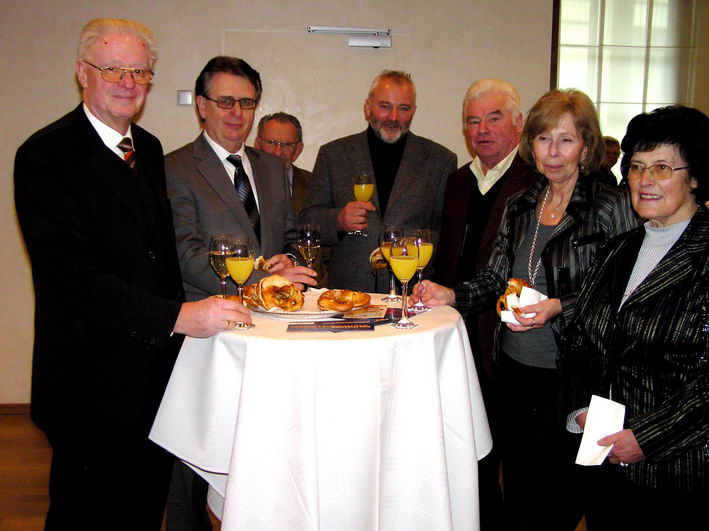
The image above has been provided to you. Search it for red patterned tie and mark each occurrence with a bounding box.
[117,137,136,169]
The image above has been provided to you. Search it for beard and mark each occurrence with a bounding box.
[370,118,410,144]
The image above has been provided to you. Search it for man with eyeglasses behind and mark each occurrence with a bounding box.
[164,57,316,529]
[14,19,252,530]
[254,112,330,286]
[255,112,311,214]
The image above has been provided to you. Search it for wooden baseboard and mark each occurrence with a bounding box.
[0,403,31,415]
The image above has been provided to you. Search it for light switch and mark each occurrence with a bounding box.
[177,90,193,105]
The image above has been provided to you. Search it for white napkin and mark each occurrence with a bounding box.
[500,286,548,325]
[575,395,626,466]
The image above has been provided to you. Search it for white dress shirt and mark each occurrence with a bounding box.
[203,132,260,210]
[83,103,132,159]
[470,146,519,195]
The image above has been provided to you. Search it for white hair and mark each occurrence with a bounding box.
[462,78,521,122]
[78,18,157,65]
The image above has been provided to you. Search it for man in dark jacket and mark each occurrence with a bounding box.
[14,18,249,530]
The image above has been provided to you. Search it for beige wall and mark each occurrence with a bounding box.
[694,0,709,115]
[1,0,553,402]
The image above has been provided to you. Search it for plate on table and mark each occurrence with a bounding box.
[248,289,341,320]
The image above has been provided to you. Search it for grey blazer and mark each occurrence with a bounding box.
[166,133,297,301]
[300,130,457,292]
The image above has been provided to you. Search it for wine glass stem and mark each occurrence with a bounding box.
[400,281,410,323]
[237,284,244,306]
[414,269,424,307]
[389,266,397,296]
[221,278,228,299]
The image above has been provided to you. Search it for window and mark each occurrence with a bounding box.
[557,0,698,163]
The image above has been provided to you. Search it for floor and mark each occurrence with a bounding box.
[0,412,222,531]
[0,412,50,531]
[1,410,583,531]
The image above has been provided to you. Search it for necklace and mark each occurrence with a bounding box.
[528,186,550,288]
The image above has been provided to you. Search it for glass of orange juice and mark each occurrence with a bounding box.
[389,237,419,329]
[225,238,255,329]
[409,229,434,311]
[349,174,375,237]
[379,226,403,302]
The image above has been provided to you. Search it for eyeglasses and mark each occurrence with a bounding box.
[83,61,154,85]
[203,95,257,110]
[622,162,690,181]
[257,138,299,149]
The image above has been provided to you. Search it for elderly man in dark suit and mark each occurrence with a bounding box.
[432,79,538,530]
[166,57,315,302]
[300,70,457,293]
[13,18,250,530]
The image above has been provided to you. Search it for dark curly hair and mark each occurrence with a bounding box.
[620,105,708,205]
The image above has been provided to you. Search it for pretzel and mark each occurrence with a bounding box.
[496,278,532,316]
[317,290,371,312]
[241,275,304,311]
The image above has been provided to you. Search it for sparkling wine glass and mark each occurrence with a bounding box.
[379,226,403,302]
[389,237,419,329]
[298,223,321,269]
[349,173,375,237]
[209,234,237,299]
[409,229,434,311]
[226,238,255,329]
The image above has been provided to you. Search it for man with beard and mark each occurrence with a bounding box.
[300,70,456,292]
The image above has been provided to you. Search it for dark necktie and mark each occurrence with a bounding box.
[226,154,260,240]
[117,137,136,169]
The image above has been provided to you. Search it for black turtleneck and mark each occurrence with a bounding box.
[367,126,407,216]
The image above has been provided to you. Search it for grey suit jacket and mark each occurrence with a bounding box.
[300,130,457,292]
[166,133,297,301]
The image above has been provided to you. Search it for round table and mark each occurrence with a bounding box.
[150,295,491,530]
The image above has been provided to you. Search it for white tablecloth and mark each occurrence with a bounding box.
[150,297,491,530]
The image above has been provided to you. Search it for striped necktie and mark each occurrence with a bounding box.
[117,137,136,169]
[226,154,260,240]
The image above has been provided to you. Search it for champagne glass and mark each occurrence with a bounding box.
[209,234,237,299]
[409,229,434,311]
[389,237,419,329]
[379,226,403,302]
[349,173,375,237]
[226,238,255,329]
[298,223,321,269]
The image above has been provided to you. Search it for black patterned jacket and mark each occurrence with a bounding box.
[561,207,709,492]
[453,175,638,344]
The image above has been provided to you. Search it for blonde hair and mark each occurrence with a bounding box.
[519,89,604,173]
[78,18,157,65]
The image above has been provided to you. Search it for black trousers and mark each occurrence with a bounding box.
[45,436,172,531]
[584,463,705,531]
[496,354,585,531]
[166,460,212,531]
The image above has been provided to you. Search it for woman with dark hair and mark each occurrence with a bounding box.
[414,89,638,530]
[560,105,708,529]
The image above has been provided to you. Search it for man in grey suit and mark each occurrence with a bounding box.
[300,70,457,292]
[166,56,315,303]
[165,56,315,530]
